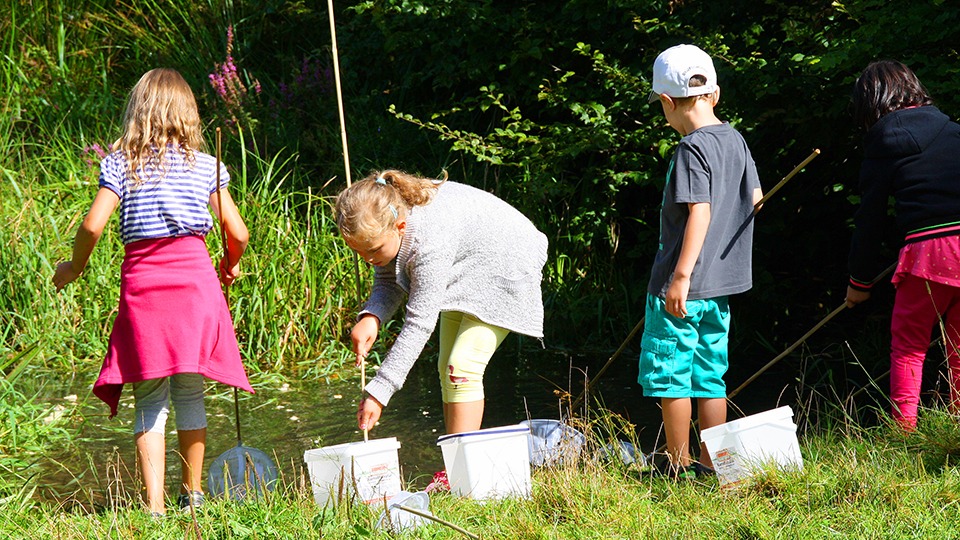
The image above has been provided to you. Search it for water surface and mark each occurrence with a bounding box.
[36,344,795,505]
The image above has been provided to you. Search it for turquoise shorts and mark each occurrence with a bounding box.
[637,293,730,398]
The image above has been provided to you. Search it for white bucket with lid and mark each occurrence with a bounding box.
[303,437,402,506]
[437,424,531,500]
[700,406,803,487]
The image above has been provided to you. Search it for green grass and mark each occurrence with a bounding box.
[0,343,79,506]
[4,406,960,539]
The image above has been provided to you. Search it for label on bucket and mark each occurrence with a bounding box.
[357,461,402,504]
[304,438,402,507]
[712,447,749,487]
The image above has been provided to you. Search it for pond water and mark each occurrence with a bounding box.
[35,343,796,506]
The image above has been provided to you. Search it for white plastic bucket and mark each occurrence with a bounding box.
[436,425,531,500]
[303,437,402,507]
[520,419,585,467]
[700,406,803,487]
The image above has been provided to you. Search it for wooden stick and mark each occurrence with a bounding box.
[326,0,368,423]
[753,149,820,212]
[215,128,228,304]
[570,316,644,410]
[215,129,245,450]
[326,0,352,190]
[393,504,480,539]
[326,0,363,306]
[361,362,368,442]
[728,302,845,400]
[727,261,895,400]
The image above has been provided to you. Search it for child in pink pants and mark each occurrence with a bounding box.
[844,60,960,429]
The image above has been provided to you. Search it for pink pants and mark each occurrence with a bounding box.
[890,274,960,428]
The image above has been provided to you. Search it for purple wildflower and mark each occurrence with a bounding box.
[208,25,261,129]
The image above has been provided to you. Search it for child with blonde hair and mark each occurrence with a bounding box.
[53,68,252,515]
[335,170,548,435]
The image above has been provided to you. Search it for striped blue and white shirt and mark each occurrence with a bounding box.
[99,148,228,245]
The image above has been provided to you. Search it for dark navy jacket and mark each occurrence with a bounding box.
[849,106,960,291]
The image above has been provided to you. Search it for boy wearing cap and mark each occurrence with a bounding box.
[640,44,762,479]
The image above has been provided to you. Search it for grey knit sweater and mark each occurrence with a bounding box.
[360,181,548,406]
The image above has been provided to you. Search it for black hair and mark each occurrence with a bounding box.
[852,60,933,131]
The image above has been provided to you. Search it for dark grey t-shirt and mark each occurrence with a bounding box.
[647,122,761,300]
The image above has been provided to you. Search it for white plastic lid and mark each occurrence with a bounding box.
[436,424,530,445]
[304,436,401,461]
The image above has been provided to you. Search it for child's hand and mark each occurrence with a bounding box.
[52,261,82,291]
[219,256,241,286]
[665,275,691,318]
[845,286,871,307]
[352,315,380,367]
[357,395,384,431]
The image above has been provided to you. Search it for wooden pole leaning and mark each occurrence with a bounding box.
[215,128,244,449]
[570,317,645,411]
[727,261,896,400]
[752,149,820,212]
[393,504,480,539]
[327,0,368,442]
[326,0,361,298]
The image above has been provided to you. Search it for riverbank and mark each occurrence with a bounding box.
[5,404,960,539]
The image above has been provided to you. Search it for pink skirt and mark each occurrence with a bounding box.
[893,235,960,289]
[93,235,253,417]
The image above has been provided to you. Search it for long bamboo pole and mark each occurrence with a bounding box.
[327,0,367,441]
[727,262,895,400]
[647,262,899,458]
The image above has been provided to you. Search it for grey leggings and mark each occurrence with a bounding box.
[132,373,207,435]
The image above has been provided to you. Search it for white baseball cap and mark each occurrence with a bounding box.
[648,44,718,103]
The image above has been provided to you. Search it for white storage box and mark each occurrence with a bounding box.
[701,406,803,487]
[303,437,402,506]
[437,425,531,500]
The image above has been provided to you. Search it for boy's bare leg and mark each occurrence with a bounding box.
[135,431,166,513]
[177,427,206,494]
[443,400,484,434]
[696,397,727,468]
[662,397,692,468]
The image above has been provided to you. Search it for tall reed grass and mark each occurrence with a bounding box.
[1,0,365,375]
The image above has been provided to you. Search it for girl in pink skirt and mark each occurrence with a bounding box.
[53,68,253,515]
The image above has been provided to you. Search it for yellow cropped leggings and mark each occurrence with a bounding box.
[438,312,510,403]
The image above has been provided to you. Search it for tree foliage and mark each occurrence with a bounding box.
[7,0,960,349]
[336,0,960,345]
